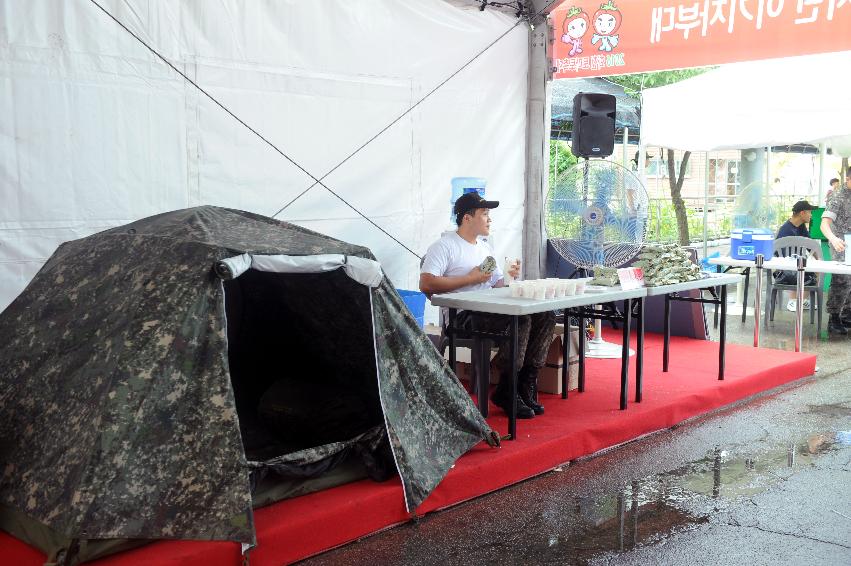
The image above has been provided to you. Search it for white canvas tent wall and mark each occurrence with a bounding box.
[640,51,851,156]
[0,0,556,315]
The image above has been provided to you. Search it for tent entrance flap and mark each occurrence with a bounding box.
[223,269,394,489]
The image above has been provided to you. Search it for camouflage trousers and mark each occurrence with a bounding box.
[458,310,556,377]
[826,273,851,315]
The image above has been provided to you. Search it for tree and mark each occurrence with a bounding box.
[667,148,692,245]
[607,68,713,245]
[605,68,713,98]
[549,139,577,187]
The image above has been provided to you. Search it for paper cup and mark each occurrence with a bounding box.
[563,279,577,296]
[545,282,556,299]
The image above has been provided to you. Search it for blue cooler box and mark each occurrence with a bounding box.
[730,228,774,260]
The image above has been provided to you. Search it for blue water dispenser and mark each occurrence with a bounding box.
[449,177,487,224]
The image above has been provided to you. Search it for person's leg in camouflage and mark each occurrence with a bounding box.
[470,313,535,418]
[516,311,557,415]
[827,274,851,334]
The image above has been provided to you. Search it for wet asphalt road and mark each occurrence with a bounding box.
[299,301,851,565]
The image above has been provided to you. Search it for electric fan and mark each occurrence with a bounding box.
[732,181,778,230]
[546,158,649,358]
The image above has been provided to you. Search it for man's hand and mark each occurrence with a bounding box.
[467,266,491,284]
[830,236,846,253]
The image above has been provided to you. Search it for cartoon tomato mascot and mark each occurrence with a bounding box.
[591,1,621,52]
[561,6,590,57]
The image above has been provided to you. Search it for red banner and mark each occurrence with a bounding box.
[552,0,851,79]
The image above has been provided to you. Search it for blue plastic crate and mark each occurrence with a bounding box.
[397,289,426,328]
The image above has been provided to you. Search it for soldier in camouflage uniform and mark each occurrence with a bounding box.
[821,169,851,334]
[420,192,556,419]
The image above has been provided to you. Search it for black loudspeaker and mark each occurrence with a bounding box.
[571,92,616,158]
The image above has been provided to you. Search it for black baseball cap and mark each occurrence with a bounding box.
[792,200,817,214]
[453,192,499,217]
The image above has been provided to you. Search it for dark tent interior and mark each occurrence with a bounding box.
[223,268,394,504]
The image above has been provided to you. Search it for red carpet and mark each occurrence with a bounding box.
[2,332,816,565]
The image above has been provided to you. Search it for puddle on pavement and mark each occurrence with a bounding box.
[532,431,851,564]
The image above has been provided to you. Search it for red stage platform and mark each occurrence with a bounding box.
[2,332,816,565]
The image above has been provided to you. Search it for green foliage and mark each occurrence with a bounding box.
[646,200,730,244]
[549,140,577,188]
[606,68,715,99]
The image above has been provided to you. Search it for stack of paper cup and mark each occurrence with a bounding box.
[544,280,556,299]
[564,279,577,296]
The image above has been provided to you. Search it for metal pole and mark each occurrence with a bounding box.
[765,145,771,192]
[703,151,709,259]
[795,256,806,352]
[753,254,764,347]
[818,143,826,204]
[623,127,629,170]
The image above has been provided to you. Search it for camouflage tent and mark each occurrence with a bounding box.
[0,206,497,563]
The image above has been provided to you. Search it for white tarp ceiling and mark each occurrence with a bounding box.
[640,51,851,156]
[0,0,530,313]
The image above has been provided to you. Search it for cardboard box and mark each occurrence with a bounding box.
[537,324,580,395]
[435,323,580,394]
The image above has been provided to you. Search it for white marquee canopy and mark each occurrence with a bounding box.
[0,0,540,313]
[641,51,851,156]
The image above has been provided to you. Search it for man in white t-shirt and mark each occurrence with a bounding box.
[420,192,555,420]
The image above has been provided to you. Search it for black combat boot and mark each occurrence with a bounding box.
[491,375,535,419]
[517,367,545,415]
[828,314,848,335]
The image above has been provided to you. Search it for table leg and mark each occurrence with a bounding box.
[719,284,727,380]
[663,294,671,372]
[562,311,570,399]
[620,298,632,410]
[795,256,806,353]
[578,310,586,392]
[478,339,490,417]
[753,254,764,347]
[509,315,518,441]
[448,308,457,373]
[635,298,644,403]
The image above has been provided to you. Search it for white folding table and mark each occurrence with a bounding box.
[709,255,851,351]
[431,286,647,440]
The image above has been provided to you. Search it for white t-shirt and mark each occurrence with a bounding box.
[421,232,503,293]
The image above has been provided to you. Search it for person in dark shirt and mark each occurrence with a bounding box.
[774,200,819,294]
[776,200,817,239]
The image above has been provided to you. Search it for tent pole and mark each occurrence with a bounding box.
[818,143,826,205]
[765,146,771,192]
[703,152,709,259]
[522,22,550,280]
[623,127,629,169]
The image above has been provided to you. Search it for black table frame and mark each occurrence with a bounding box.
[663,285,728,380]
[445,309,520,439]
[562,297,645,409]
